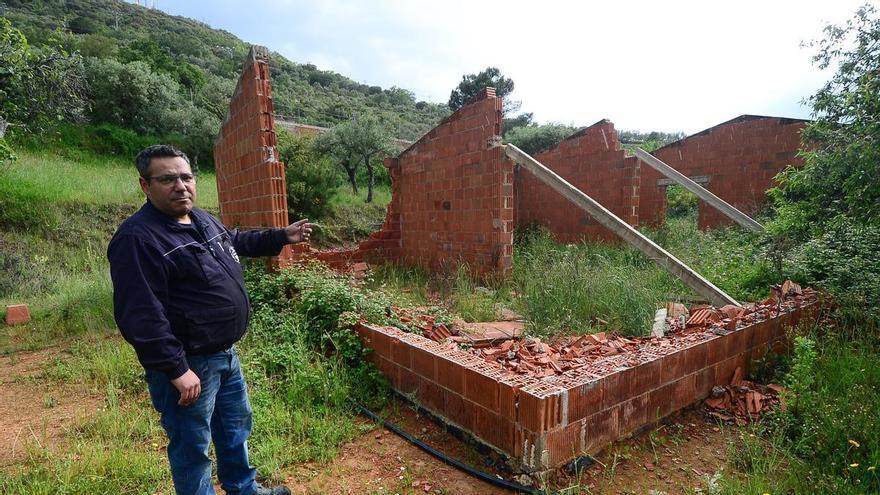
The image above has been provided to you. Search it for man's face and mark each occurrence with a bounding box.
[139,156,197,221]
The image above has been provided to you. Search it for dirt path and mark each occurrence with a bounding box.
[0,347,102,468]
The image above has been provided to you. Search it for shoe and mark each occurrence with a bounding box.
[254,485,291,495]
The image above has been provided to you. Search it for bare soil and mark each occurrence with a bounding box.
[0,347,102,467]
[290,402,736,495]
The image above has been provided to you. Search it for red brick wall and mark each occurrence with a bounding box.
[515,120,640,242]
[640,115,806,229]
[213,46,294,264]
[385,88,513,274]
[356,302,817,472]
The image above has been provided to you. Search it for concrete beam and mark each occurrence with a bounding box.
[657,175,709,187]
[504,144,739,307]
[633,148,764,232]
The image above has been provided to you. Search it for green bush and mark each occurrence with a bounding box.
[14,123,189,164]
[277,129,340,221]
[0,136,16,168]
[777,333,880,493]
[793,220,880,317]
[665,184,698,219]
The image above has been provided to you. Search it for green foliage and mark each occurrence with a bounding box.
[448,66,517,113]
[0,17,88,132]
[0,135,16,169]
[791,220,880,315]
[277,128,340,220]
[766,6,880,322]
[783,336,818,418]
[0,169,59,231]
[665,184,698,219]
[4,0,449,164]
[245,264,388,363]
[85,56,218,162]
[313,185,390,246]
[618,130,686,152]
[730,325,880,494]
[513,228,675,336]
[315,116,396,202]
[769,5,880,238]
[504,123,578,155]
[21,122,173,159]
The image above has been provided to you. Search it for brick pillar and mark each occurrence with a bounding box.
[213,45,293,266]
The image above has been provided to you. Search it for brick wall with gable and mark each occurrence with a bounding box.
[514,120,640,242]
[640,116,807,229]
[382,88,513,274]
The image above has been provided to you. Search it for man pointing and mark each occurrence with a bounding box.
[108,144,311,495]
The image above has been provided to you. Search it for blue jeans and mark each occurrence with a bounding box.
[145,348,258,495]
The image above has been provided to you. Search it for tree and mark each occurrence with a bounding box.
[338,117,393,203]
[314,126,360,194]
[0,18,88,133]
[769,4,880,240]
[314,117,396,202]
[276,128,339,220]
[767,5,880,310]
[448,67,517,113]
[504,123,578,155]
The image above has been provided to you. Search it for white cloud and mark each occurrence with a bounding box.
[158,0,866,132]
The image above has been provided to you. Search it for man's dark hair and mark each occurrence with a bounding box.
[135,145,191,178]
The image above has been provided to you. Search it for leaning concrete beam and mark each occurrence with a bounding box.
[504,144,739,307]
[633,148,764,232]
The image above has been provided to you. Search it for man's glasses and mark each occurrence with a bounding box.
[145,173,196,185]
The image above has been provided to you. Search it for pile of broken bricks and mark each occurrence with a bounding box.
[701,366,786,425]
[379,281,817,382]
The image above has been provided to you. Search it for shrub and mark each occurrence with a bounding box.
[277,129,340,221]
[793,220,880,316]
[665,184,698,219]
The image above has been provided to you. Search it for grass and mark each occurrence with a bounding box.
[3,149,218,207]
[313,184,391,246]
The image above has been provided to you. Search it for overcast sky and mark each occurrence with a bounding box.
[147,0,865,134]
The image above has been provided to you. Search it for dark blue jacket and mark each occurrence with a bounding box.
[108,201,288,379]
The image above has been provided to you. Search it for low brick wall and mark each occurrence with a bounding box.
[355,303,815,472]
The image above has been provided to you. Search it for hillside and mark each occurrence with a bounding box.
[3,0,449,152]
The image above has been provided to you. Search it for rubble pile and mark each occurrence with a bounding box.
[702,367,786,425]
[471,333,639,377]
[378,281,818,381]
[386,306,454,342]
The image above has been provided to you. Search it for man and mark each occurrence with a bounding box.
[108,144,312,495]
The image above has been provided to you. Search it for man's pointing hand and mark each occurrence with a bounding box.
[285,218,315,244]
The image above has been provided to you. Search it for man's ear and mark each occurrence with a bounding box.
[139,176,150,197]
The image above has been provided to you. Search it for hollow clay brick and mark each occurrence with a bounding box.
[5,304,30,326]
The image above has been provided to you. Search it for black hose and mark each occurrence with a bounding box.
[350,399,547,494]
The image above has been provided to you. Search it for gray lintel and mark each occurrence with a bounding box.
[633,148,764,232]
[504,144,740,307]
[657,175,710,187]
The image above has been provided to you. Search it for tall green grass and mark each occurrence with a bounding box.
[513,229,679,336]
[0,150,219,352]
[1,150,218,207]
